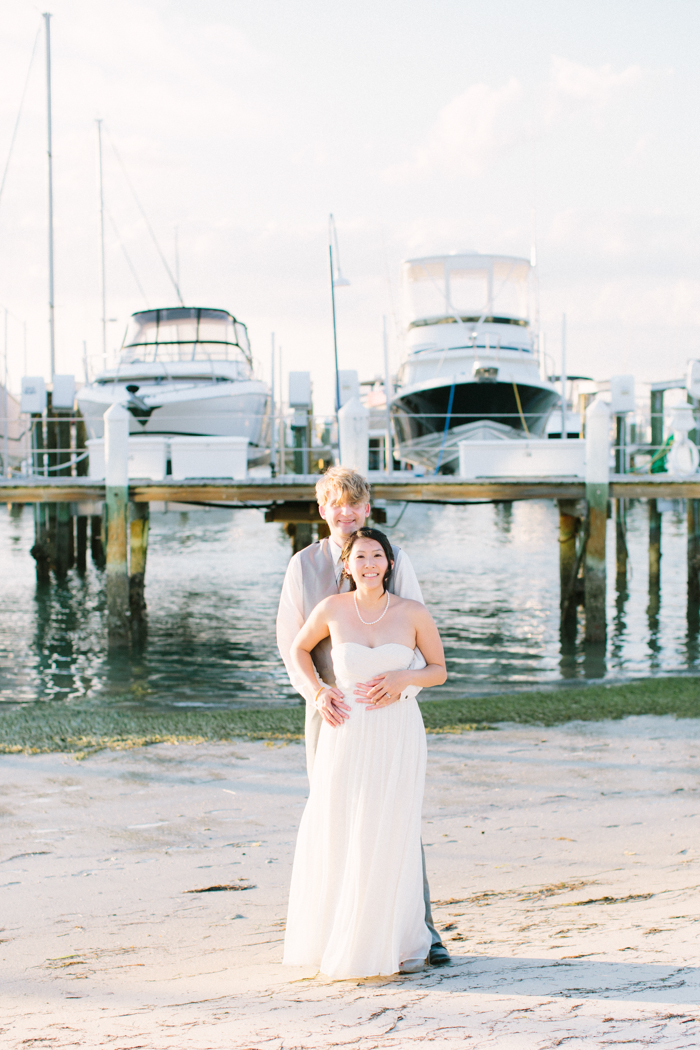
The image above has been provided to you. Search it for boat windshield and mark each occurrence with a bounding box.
[403,254,531,327]
[120,307,252,367]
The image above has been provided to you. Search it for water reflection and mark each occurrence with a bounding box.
[1,498,698,711]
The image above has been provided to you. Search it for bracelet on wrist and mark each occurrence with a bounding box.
[314,685,326,708]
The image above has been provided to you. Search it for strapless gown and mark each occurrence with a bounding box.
[283,642,430,978]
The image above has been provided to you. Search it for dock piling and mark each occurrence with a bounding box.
[688,499,700,605]
[557,498,582,628]
[584,398,610,643]
[129,502,149,619]
[649,498,661,594]
[615,499,628,585]
[75,412,88,573]
[29,413,51,582]
[104,404,130,645]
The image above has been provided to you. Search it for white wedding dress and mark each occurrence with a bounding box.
[283,642,431,979]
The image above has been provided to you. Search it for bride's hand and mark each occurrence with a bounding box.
[316,686,350,727]
[355,671,412,710]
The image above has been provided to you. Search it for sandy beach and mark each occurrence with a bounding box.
[2,715,700,1048]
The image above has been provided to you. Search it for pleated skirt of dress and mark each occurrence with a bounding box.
[283,691,430,979]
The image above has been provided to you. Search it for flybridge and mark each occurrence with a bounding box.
[409,315,529,329]
[402,252,533,329]
[120,307,252,366]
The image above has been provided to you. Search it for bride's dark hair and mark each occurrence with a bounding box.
[340,528,394,592]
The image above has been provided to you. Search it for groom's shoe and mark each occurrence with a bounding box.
[429,944,451,967]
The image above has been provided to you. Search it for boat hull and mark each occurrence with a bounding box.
[77,381,270,459]
[391,379,560,473]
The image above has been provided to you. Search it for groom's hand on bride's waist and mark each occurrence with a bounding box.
[315,686,351,727]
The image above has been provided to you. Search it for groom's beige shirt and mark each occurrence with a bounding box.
[277,537,426,775]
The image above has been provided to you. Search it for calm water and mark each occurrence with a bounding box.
[1,499,698,710]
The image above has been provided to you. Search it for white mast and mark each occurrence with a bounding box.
[3,308,8,477]
[382,316,393,474]
[43,12,56,379]
[270,332,276,476]
[96,118,107,368]
[561,313,567,440]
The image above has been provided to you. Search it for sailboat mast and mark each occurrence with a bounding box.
[96,118,107,367]
[43,12,55,379]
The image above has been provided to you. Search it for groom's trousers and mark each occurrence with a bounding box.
[305,696,443,949]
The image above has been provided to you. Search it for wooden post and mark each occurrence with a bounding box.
[615,499,627,584]
[105,403,130,645]
[584,398,610,643]
[649,498,661,595]
[285,521,313,554]
[129,502,149,618]
[29,412,51,582]
[75,411,88,573]
[614,415,628,586]
[55,410,74,576]
[76,515,88,573]
[689,499,700,605]
[45,394,58,571]
[91,514,106,568]
[558,498,580,628]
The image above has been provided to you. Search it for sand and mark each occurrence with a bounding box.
[2,715,699,1048]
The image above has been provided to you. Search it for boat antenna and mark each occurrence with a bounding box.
[96,119,107,368]
[104,124,185,306]
[43,12,56,379]
[0,28,40,216]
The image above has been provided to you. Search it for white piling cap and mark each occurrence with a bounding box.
[585,397,610,485]
[105,402,130,487]
[338,396,370,474]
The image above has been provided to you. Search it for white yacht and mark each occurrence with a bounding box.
[78,307,270,463]
[390,252,559,473]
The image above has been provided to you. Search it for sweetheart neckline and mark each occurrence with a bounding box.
[333,641,414,654]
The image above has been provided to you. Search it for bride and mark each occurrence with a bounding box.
[283,527,447,979]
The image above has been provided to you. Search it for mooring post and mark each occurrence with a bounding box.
[129,502,149,619]
[689,497,700,605]
[75,411,88,573]
[91,515,106,568]
[45,394,58,570]
[558,498,580,627]
[649,499,661,592]
[648,387,664,603]
[30,411,51,582]
[105,403,130,645]
[54,410,73,577]
[613,413,627,585]
[584,398,610,643]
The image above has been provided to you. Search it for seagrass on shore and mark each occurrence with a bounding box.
[1,675,698,756]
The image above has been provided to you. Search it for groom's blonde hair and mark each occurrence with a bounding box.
[315,466,371,507]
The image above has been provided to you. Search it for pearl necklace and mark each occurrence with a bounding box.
[354,590,390,625]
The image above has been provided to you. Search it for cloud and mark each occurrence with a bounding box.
[384,77,523,182]
[545,55,642,122]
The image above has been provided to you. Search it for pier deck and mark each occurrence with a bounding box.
[5,473,700,649]
[3,473,700,504]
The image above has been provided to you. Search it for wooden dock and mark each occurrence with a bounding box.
[4,473,700,504]
[3,472,700,650]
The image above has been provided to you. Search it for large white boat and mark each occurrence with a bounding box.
[78,307,270,463]
[390,252,559,473]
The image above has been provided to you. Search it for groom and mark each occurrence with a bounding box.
[276,465,450,967]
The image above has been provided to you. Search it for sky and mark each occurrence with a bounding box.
[1,0,700,412]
